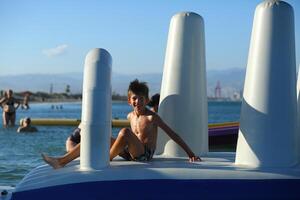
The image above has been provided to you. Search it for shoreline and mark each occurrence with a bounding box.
[27,99,241,105]
[28,99,127,104]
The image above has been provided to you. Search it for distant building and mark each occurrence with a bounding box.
[232,92,241,101]
[215,81,221,98]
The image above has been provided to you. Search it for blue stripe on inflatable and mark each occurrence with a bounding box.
[12,179,300,200]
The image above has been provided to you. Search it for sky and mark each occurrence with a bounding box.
[0,0,299,76]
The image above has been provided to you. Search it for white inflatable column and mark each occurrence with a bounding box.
[297,66,300,163]
[156,12,208,157]
[235,0,297,167]
[297,66,300,99]
[80,48,112,170]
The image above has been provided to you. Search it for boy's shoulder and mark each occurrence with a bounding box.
[127,110,157,119]
[145,109,160,121]
[127,111,134,120]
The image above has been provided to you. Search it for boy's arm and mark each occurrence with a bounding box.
[154,115,201,162]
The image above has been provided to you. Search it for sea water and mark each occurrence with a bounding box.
[0,101,241,186]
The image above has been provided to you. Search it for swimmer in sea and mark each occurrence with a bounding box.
[17,117,38,133]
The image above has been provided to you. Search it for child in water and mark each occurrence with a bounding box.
[17,117,38,133]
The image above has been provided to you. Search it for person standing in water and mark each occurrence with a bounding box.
[0,89,20,127]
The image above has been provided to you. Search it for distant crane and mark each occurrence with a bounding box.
[49,84,53,94]
[215,81,221,98]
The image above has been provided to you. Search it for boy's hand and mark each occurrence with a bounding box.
[189,155,202,162]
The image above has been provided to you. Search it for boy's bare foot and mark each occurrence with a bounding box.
[41,153,63,169]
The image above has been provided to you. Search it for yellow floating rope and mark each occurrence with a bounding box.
[27,118,239,128]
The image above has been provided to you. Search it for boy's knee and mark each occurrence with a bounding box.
[118,128,131,139]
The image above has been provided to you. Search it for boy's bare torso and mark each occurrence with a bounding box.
[128,109,158,151]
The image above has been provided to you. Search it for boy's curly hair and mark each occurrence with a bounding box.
[128,79,149,99]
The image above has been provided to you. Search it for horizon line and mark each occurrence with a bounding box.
[0,67,246,77]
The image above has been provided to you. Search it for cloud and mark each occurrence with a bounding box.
[42,44,68,57]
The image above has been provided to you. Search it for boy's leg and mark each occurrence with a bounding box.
[110,128,144,161]
[42,143,81,169]
[44,137,117,169]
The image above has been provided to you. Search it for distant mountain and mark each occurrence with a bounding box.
[0,73,84,94]
[0,68,246,98]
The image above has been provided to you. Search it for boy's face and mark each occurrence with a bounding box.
[128,93,149,113]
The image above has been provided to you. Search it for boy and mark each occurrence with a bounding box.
[65,94,159,154]
[42,79,200,169]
